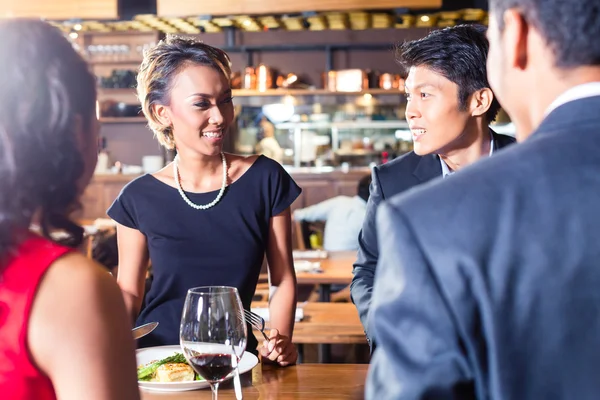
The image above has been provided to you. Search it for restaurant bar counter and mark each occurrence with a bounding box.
[78,167,371,222]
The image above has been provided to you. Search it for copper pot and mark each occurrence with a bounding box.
[230,71,242,89]
[379,73,395,90]
[322,70,337,91]
[243,67,256,90]
[335,69,367,92]
[379,73,405,91]
[256,64,274,92]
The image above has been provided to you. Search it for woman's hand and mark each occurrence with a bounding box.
[260,328,298,367]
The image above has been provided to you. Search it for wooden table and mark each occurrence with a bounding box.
[295,251,356,302]
[252,302,366,364]
[252,302,366,345]
[140,363,368,399]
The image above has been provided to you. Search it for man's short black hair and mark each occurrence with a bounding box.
[396,24,500,122]
[490,0,600,68]
[357,175,372,202]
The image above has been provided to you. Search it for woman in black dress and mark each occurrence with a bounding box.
[108,37,301,366]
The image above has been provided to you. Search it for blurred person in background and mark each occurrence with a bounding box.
[92,231,153,312]
[293,174,372,252]
[92,231,119,275]
[255,115,284,164]
[0,19,139,400]
[294,174,372,305]
[367,0,600,398]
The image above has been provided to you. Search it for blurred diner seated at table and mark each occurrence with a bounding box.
[109,37,301,366]
[293,174,372,252]
[293,175,371,303]
[92,231,154,310]
[0,19,139,400]
[92,230,119,276]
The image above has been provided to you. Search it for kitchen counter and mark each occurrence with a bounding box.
[93,166,371,180]
[92,173,143,182]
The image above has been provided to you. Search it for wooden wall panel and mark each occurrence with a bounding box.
[0,0,118,20]
[158,0,441,17]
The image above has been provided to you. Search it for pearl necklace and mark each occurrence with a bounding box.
[173,153,227,210]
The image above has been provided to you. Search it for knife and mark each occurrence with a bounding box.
[232,358,243,399]
[132,322,158,340]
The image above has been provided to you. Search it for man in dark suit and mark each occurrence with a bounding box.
[351,25,515,342]
[366,0,600,398]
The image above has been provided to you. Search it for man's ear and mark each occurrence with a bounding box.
[503,8,530,70]
[470,88,494,118]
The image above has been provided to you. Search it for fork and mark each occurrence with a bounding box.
[243,309,270,342]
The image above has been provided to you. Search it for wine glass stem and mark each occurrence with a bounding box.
[211,382,220,400]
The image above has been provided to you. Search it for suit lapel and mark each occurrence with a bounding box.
[491,129,516,150]
[412,154,442,183]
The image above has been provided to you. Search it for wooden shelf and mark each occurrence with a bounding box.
[98,88,137,93]
[276,120,409,129]
[89,60,144,66]
[99,117,146,124]
[82,31,159,37]
[157,0,441,18]
[97,88,139,104]
[98,88,137,95]
[233,88,404,97]
[8,0,118,20]
[97,87,404,99]
[335,149,381,156]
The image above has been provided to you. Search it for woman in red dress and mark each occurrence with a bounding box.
[0,19,139,399]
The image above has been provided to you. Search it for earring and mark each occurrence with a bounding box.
[164,126,175,146]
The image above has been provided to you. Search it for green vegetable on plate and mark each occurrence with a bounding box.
[137,353,188,381]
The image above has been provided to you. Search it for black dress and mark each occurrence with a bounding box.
[107,156,301,352]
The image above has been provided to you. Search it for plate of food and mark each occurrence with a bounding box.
[294,260,322,273]
[136,345,259,392]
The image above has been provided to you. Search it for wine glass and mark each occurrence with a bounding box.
[180,286,247,399]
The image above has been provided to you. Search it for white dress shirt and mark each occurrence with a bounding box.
[545,82,600,116]
[440,129,495,178]
[292,195,367,252]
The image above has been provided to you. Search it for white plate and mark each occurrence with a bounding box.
[292,249,328,259]
[136,345,259,392]
[251,307,304,322]
[294,260,322,273]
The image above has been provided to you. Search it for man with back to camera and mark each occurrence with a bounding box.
[366,0,600,398]
[350,24,515,345]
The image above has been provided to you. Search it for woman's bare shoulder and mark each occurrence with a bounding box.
[43,251,116,292]
[226,153,260,166]
[28,251,140,399]
[151,163,177,187]
[28,252,125,360]
[226,153,261,181]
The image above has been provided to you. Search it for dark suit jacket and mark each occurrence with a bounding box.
[366,96,600,399]
[351,130,515,340]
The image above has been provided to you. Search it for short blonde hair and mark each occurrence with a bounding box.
[136,37,232,149]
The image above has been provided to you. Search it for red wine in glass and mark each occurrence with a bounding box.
[180,286,247,400]
[188,353,234,382]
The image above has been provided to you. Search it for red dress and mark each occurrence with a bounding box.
[0,235,71,399]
